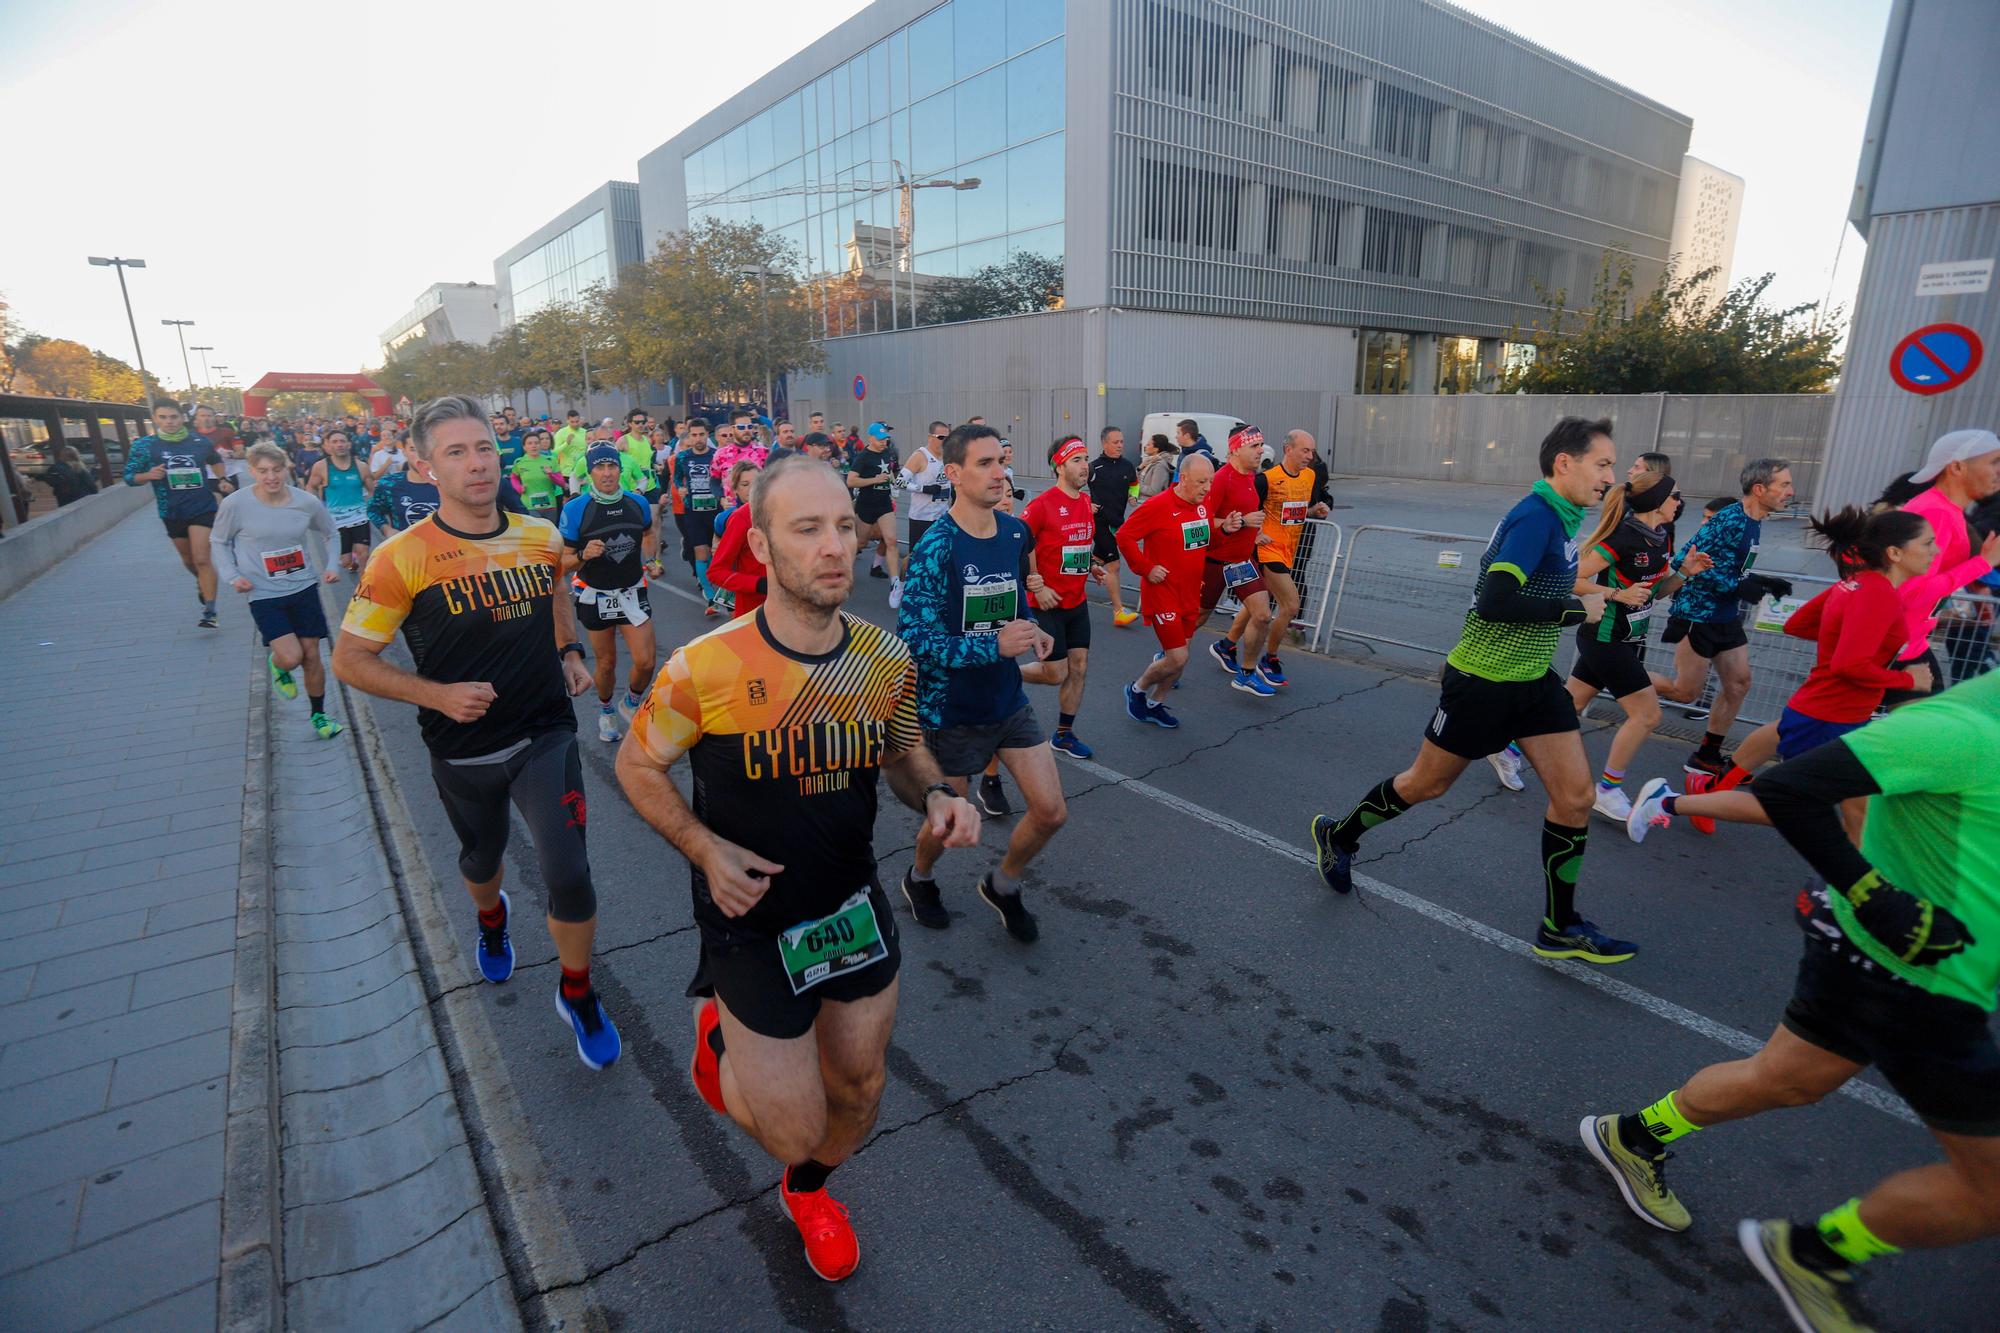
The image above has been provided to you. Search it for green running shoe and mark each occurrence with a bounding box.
[1578,1114,1690,1232]
[269,655,299,700]
[1738,1219,1874,1332]
[310,712,343,740]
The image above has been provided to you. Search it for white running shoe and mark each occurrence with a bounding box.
[1487,747,1526,792]
[1627,777,1671,844]
[1592,785,1634,823]
[887,577,904,610]
[598,712,623,743]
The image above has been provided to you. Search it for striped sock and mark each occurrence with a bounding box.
[1598,765,1625,792]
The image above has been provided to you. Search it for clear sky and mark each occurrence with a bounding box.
[0,0,1888,391]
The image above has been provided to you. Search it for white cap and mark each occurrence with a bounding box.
[1911,428,2000,484]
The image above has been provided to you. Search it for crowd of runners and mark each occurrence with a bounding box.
[115,391,2000,1330]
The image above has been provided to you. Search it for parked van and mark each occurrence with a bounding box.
[1137,411,1273,467]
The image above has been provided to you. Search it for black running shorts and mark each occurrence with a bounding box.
[429,728,594,923]
[925,704,1044,779]
[576,585,651,632]
[1783,918,2000,1136]
[1570,631,1653,699]
[687,881,902,1040]
[1423,665,1579,760]
[1682,617,1748,658]
[337,522,371,553]
[1034,601,1091,656]
[163,513,215,539]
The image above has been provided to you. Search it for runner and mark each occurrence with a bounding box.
[553,409,590,492]
[123,400,229,628]
[1564,468,1713,820]
[1242,430,1331,688]
[1309,417,1631,962]
[509,428,569,516]
[899,421,952,553]
[1884,429,2000,701]
[1651,459,1797,779]
[368,432,407,481]
[708,461,771,621]
[615,410,665,575]
[333,394,620,1070]
[616,454,977,1282]
[1086,426,1140,626]
[672,420,724,612]
[306,429,375,575]
[847,426,903,608]
[211,441,345,739]
[1020,435,1105,758]
[1116,453,1216,728]
[896,424,1062,941]
[1200,426,1279,698]
[559,445,657,744]
[1582,672,1999,1332]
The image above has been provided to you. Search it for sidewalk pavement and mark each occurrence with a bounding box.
[0,506,513,1330]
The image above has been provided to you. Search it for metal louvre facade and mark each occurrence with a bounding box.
[1105,0,1691,336]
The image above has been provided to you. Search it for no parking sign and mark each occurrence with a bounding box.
[1888,323,1983,395]
[853,374,867,402]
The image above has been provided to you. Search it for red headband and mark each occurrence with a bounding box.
[1052,438,1087,468]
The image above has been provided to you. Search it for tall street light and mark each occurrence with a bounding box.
[737,265,775,414]
[87,256,155,411]
[191,345,215,387]
[161,319,196,396]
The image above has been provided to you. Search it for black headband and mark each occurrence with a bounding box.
[1628,475,1677,513]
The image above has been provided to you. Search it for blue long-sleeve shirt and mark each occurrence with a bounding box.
[1671,501,1762,624]
[895,512,1030,730]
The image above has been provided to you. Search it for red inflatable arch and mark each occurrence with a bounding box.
[241,371,394,418]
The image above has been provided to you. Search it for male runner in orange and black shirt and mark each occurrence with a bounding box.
[617,454,978,1284]
[1236,428,1330,687]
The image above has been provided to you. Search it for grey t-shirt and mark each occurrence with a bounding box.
[211,485,336,600]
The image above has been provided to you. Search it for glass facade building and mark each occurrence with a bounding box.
[680,0,1066,336]
[494,182,645,327]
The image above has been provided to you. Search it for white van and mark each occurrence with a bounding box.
[1137,411,1273,466]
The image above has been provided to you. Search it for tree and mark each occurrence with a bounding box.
[1501,252,1843,395]
[0,292,23,392]
[15,337,96,398]
[919,251,1065,325]
[369,339,496,407]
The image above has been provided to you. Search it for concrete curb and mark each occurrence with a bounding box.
[220,644,283,1332]
[341,680,605,1333]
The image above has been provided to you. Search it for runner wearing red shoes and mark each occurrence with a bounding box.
[1020,436,1104,758]
[1117,453,1215,729]
[616,456,978,1283]
[1199,427,1279,698]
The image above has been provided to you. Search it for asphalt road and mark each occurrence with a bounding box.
[356,529,1996,1332]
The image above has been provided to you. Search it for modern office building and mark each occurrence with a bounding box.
[1818,0,2000,509]
[1666,155,1743,310]
[378,282,501,362]
[494,182,645,327]
[637,0,1693,475]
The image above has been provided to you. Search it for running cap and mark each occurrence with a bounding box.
[1227,425,1265,454]
[1910,428,2000,484]
[585,444,622,468]
[802,431,833,446]
[1051,437,1087,468]
[865,421,892,440]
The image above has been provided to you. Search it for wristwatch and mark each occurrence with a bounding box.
[559,641,585,661]
[922,782,957,804]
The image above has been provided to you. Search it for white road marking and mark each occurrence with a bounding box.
[1067,758,1921,1127]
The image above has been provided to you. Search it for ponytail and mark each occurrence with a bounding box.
[1809,505,1930,575]
[1871,471,1927,511]
[1581,483,1629,556]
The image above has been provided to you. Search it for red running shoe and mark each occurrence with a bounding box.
[1685,771,1717,835]
[780,1172,860,1281]
[690,998,726,1115]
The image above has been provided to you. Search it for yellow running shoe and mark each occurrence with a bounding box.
[269,655,299,700]
[1738,1219,1875,1332]
[1578,1114,1690,1232]
[1113,609,1139,627]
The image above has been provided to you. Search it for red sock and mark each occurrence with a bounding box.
[1716,764,1754,791]
[477,902,506,929]
[560,964,591,1002]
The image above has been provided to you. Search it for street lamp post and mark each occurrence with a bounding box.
[86,256,155,411]
[190,345,214,389]
[161,319,196,397]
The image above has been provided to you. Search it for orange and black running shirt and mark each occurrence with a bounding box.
[341,512,574,759]
[1257,464,1317,569]
[629,609,921,942]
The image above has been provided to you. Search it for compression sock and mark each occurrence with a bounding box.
[1616,1091,1700,1156]
[1057,712,1076,732]
[786,1159,836,1193]
[477,901,506,930]
[1325,777,1411,851]
[694,557,713,599]
[1598,765,1625,793]
[1809,1198,1899,1269]
[1540,819,1589,930]
[1700,731,1726,759]
[309,694,325,715]
[560,964,591,1003]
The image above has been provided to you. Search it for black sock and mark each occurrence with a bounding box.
[1325,777,1410,851]
[1788,1222,1848,1271]
[1057,712,1075,731]
[1700,731,1725,757]
[1541,819,1589,931]
[309,693,325,714]
[705,1019,725,1061]
[1615,1113,1663,1158]
[786,1158,835,1193]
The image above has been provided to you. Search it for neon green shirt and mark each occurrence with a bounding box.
[618,437,658,494]
[510,453,566,512]
[553,427,590,482]
[1834,671,2000,1010]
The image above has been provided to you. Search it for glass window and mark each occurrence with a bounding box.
[1005,132,1062,233]
[913,181,958,250]
[891,109,910,173]
[908,5,952,100]
[871,118,892,173]
[815,75,835,146]
[1008,222,1062,262]
[1356,331,1413,394]
[1005,40,1063,144]
[773,93,803,163]
[955,0,1006,79]
[748,111,774,177]
[916,246,959,280]
[959,234,1007,275]
[1008,0,1062,53]
[889,31,909,111]
[868,42,890,121]
[955,66,1007,163]
[956,153,1007,241]
[911,91,956,175]
[846,54,870,130]
[831,62,852,139]
[1436,336,1481,393]
[725,124,749,186]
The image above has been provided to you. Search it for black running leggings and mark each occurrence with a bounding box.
[430,728,596,923]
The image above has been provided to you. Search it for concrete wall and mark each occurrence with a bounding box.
[0,481,151,604]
